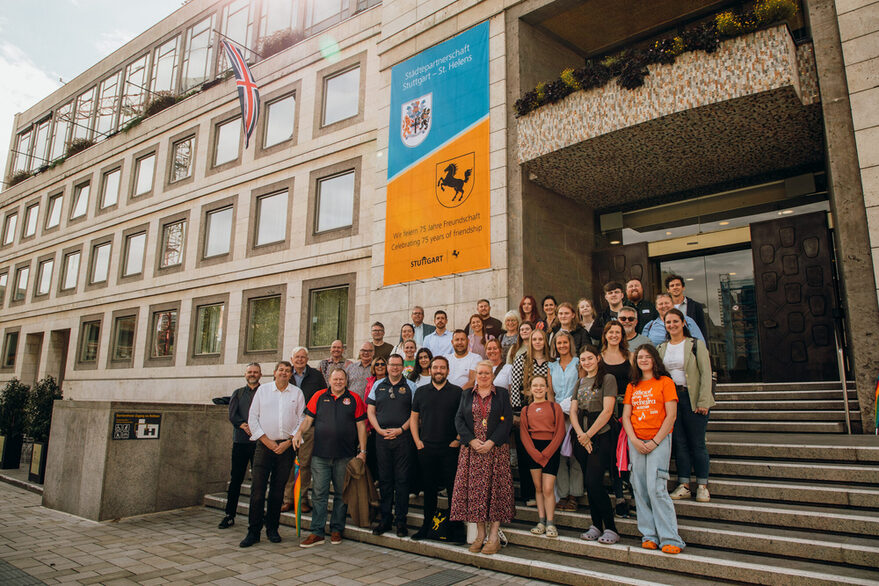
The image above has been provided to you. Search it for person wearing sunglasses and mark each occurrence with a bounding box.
[617,306,654,350]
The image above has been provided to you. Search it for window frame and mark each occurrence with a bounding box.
[2,210,19,248]
[129,145,158,201]
[165,126,198,188]
[75,314,103,370]
[207,109,243,175]
[187,292,230,366]
[57,244,83,297]
[1,327,21,372]
[313,53,366,137]
[119,224,149,283]
[69,176,92,224]
[86,235,114,291]
[156,211,189,275]
[238,284,286,363]
[300,273,356,358]
[197,195,237,267]
[247,179,294,257]
[144,301,181,367]
[0,268,7,308]
[44,189,64,233]
[306,156,361,245]
[107,308,139,369]
[10,260,31,306]
[21,199,41,242]
[255,81,301,158]
[96,162,123,214]
[33,252,55,299]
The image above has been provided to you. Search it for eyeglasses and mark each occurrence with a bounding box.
[618,316,636,322]
[374,362,387,367]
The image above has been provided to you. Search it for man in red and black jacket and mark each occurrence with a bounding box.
[293,368,367,548]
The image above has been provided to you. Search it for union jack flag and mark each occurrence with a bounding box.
[221,39,260,148]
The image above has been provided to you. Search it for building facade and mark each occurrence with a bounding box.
[1,0,877,430]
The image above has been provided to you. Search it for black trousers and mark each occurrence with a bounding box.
[376,433,413,525]
[417,444,458,528]
[248,442,295,533]
[514,430,536,502]
[225,442,256,516]
[572,429,617,533]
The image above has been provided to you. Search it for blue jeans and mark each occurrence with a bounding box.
[673,389,710,485]
[629,436,685,549]
[310,455,351,537]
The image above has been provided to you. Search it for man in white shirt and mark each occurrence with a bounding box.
[422,310,453,357]
[445,329,479,390]
[407,306,435,346]
[241,361,305,548]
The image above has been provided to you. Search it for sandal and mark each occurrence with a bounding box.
[642,540,659,550]
[468,540,484,553]
[580,525,601,541]
[530,522,546,535]
[545,524,558,538]
[482,539,501,555]
[662,544,682,554]
[598,529,620,544]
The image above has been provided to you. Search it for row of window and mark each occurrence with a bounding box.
[0,279,352,371]
[8,0,377,178]
[0,159,360,307]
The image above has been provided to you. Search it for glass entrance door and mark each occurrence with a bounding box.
[659,249,760,382]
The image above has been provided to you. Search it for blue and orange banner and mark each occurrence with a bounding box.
[384,22,490,286]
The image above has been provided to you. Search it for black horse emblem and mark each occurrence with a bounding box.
[435,153,475,208]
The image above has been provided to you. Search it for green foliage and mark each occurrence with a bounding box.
[142,92,177,118]
[258,28,304,59]
[560,68,581,90]
[120,116,144,133]
[65,138,96,158]
[754,0,798,27]
[7,170,32,187]
[25,376,62,442]
[0,379,30,437]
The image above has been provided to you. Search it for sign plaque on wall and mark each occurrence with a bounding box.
[112,413,161,440]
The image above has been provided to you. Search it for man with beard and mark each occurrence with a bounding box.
[625,278,658,334]
[409,356,463,541]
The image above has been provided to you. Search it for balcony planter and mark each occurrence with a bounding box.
[0,379,29,469]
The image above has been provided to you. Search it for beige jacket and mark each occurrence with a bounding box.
[657,338,715,411]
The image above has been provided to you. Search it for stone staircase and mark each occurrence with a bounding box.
[204,382,879,584]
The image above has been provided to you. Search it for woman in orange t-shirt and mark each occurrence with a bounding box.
[622,345,686,554]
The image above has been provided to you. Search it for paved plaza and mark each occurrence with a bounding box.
[0,483,546,586]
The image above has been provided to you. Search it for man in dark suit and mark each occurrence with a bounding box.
[282,347,327,513]
[405,306,435,346]
[665,274,708,336]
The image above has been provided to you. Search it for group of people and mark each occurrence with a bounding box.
[219,276,715,556]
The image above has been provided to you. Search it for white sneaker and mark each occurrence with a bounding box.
[669,484,692,500]
[696,485,710,502]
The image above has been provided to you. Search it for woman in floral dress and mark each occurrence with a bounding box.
[451,361,515,555]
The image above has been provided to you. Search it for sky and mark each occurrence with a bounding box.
[0,0,184,175]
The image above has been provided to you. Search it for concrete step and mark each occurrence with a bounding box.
[205,493,879,585]
[202,494,716,586]
[712,399,860,411]
[707,420,847,433]
[705,433,879,463]
[700,477,879,509]
[716,382,855,392]
[710,410,849,421]
[707,458,879,484]
[714,390,858,402]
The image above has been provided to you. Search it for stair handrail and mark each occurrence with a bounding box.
[834,326,852,434]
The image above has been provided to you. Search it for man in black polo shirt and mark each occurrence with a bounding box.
[294,368,367,547]
[218,363,261,529]
[409,355,463,541]
[367,354,416,537]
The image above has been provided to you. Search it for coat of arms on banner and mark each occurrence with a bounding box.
[436,152,475,208]
[401,94,432,147]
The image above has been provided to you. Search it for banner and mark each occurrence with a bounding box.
[384,22,490,286]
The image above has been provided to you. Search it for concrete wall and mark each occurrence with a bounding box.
[43,400,231,521]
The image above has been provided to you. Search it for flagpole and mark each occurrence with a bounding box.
[213,30,264,59]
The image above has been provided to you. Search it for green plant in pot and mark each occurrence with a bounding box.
[25,376,62,483]
[0,379,30,469]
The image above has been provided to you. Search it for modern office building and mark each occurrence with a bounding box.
[1,0,877,431]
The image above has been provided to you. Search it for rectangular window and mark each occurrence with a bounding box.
[194,303,224,355]
[96,72,121,136]
[0,273,6,306]
[306,0,346,29]
[23,204,39,238]
[255,191,287,246]
[246,295,280,352]
[36,258,53,296]
[308,286,348,347]
[46,193,63,229]
[32,120,51,171]
[160,221,186,268]
[72,87,96,141]
[122,55,149,124]
[123,232,146,277]
[264,94,296,147]
[171,136,193,182]
[111,315,137,361]
[2,331,18,368]
[214,118,240,166]
[79,321,100,363]
[204,206,233,257]
[260,0,299,37]
[71,183,90,219]
[100,168,121,209]
[50,102,72,161]
[323,67,360,126]
[13,266,29,301]
[151,36,179,93]
[13,129,32,174]
[219,0,254,73]
[61,251,80,291]
[316,170,355,232]
[181,15,215,90]
[150,309,177,358]
[133,153,155,196]
[3,213,18,245]
[91,242,111,284]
